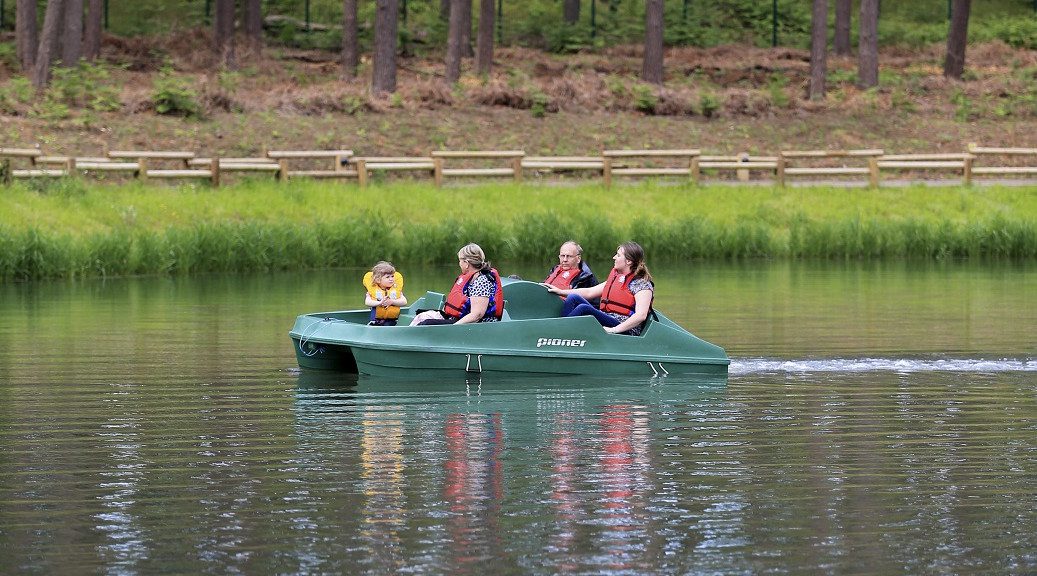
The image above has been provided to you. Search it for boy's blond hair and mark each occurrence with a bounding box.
[371,261,396,283]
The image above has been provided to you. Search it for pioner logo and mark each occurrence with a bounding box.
[536,338,587,348]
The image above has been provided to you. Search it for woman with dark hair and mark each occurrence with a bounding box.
[545,241,654,335]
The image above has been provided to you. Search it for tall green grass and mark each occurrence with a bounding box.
[0,179,1034,281]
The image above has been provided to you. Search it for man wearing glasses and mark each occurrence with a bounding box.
[542,241,599,298]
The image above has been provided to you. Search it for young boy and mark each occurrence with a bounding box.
[363,261,407,326]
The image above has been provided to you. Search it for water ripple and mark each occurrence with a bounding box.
[731,357,1037,374]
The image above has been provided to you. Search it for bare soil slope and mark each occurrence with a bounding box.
[3,31,1036,156]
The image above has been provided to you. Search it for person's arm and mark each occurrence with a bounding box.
[367,292,407,307]
[604,289,652,334]
[455,296,489,325]
[579,273,599,288]
[545,281,605,301]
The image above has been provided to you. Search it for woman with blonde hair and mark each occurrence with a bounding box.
[410,243,505,326]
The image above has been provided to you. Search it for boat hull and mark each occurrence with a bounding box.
[289,280,730,378]
[292,337,727,378]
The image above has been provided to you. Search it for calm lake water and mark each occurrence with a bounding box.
[1,261,1035,575]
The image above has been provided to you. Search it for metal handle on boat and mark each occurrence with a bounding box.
[465,354,483,373]
[647,362,669,377]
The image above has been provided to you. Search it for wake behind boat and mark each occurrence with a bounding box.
[289,279,729,377]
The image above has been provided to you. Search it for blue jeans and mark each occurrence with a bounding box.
[562,294,622,328]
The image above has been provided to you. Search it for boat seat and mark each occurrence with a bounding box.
[500,280,564,320]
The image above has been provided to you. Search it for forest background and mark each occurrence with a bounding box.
[2,1,1037,280]
[2,0,1037,156]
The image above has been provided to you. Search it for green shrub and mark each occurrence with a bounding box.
[633,83,657,114]
[26,62,122,119]
[767,74,790,108]
[951,88,973,122]
[828,69,856,84]
[530,91,549,118]
[699,92,719,118]
[0,43,19,70]
[878,21,946,48]
[152,66,200,117]
[31,99,71,120]
[0,77,34,114]
[974,16,1037,49]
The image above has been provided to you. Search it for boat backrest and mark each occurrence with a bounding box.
[500,280,564,320]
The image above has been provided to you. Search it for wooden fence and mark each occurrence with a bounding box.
[3,144,1036,188]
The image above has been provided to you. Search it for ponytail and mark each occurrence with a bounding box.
[619,241,652,283]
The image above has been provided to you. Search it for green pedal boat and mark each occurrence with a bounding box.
[289,279,729,377]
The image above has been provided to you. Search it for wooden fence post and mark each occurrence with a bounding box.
[356,159,368,188]
[602,156,612,188]
[66,157,76,177]
[277,159,289,182]
[136,158,148,181]
[776,155,786,187]
[736,152,750,182]
[211,158,221,187]
[963,155,973,186]
[689,155,700,184]
[433,157,444,187]
[1,158,10,185]
[512,156,523,182]
[868,157,879,189]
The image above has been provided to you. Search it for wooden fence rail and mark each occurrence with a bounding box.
[430,150,525,186]
[3,144,1036,188]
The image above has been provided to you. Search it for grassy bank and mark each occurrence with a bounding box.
[1,179,1034,281]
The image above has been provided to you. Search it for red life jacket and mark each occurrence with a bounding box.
[544,265,581,291]
[442,268,504,320]
[599,268,638,316]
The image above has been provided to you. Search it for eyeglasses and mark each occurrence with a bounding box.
[559,254,578,259]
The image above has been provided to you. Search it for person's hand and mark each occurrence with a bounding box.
[541,283,558,294]
[380,298,392,307]
[603,326,617,334]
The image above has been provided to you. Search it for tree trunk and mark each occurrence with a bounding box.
[809,0,827,100]
[16,0,38,71]
[642,0,664,85]
[243,0,263,48]
[342,0,359,79]
[460,0,473,58]
[445,0,464,82]
[372,0,399,94]
[944,0,972,79]
[214,0,236,69]
[834,0,851,55]
[563,0,580,25]
[857,0,879,88]
[475,0,495,74]
[33,0,66,88]
[84,0,103,60]
[61,0,83,67]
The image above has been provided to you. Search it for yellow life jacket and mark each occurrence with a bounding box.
[363,271,405,320]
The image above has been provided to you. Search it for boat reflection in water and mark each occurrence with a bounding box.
[292,371,726,572]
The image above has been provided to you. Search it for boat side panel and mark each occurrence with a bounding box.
[292,338,359,372]
[353,347,728,378]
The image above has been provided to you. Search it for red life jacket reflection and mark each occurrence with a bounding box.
[599,269,637,316]
[442,268,504,320]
